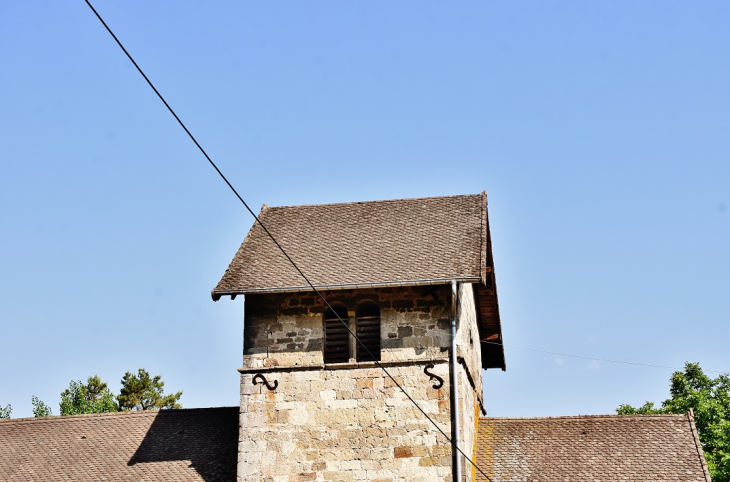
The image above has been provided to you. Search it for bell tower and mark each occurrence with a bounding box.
[212,193,504,481]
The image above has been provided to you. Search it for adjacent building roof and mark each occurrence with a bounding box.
[0,407,238,481]
[213,192,505,369]
[475,413,712,482]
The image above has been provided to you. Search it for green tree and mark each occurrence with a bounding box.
[31,396,52,417]
[0,404,11,420]
[60,375,119,416]
[118,369,182,411]
[617,362,730,481]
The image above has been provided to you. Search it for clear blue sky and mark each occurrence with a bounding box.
[1,1,728,419]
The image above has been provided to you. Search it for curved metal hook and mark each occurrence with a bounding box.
[424,363,444,389]
[252,373,278,391]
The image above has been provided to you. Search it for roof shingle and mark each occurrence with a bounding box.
[475,413,711,481]
[0,407,238,481]
[213,193,490,295]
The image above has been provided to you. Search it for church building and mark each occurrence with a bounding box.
[0,192,712,481]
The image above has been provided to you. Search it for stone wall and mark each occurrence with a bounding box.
[239,364,452,481]
[239,284,485,481]
[242,286,453,370]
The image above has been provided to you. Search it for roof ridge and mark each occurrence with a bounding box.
[266,192,482,210]
[480,413,688,421]
[0,406,238,425]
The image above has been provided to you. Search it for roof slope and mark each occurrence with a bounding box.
[475,413,711,482]
[213,193,490,295]
[0,407,238,481]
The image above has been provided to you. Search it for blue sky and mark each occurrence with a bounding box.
[1,1,728,419]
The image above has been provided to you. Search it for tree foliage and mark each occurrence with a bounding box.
[118,369,182,411]
[617,362,730,481]
[0,404,11,420]
[31,396,52,417]
[60,375,119,416]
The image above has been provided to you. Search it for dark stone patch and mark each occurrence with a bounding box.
[246,304,278,318]
[286,331,297,337]
[437,319,450,330]
[280,306,309,316]
[392,300,415,310]
[381,338,402,349]
[398,326,413,337]
[306,338,323,351]
[275,338,293,344]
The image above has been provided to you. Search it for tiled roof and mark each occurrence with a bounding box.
[0,407,238,481]
[475,413,712,482]
[213,193,491,295]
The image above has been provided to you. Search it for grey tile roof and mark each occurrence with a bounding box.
[213,193,491,295]
[0,407,238,481]
[475,413,711,482]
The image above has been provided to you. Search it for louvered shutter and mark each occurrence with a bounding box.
[356,302,381,362]
[324,305,350,363]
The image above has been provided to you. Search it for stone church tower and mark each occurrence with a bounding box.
[212,193,504,481]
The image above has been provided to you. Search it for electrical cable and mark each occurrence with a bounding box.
[482,340,728,374]
[82,1,493,479]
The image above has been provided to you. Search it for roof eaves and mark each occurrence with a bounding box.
[212,277,482,299]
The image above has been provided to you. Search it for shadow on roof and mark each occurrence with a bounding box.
[128,407,238,481]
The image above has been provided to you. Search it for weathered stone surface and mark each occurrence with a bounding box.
[239,364,453,481]
[243,287,452,370]
[239,283,484,481]
[454,283,483,479]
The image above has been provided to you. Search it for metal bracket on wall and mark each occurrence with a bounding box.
[252,373,278,391]
[424,363,444,389]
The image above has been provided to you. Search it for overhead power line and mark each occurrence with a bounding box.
[82,2,493,480]
[482,341,728,374]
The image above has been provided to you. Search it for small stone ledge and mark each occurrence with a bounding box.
[237,358,448,374]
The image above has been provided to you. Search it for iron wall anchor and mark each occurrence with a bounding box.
[424,363,444,389]
[252,373,278,391]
